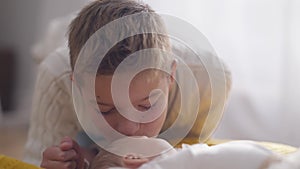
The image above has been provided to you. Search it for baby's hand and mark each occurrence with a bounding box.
[40,136,86,169]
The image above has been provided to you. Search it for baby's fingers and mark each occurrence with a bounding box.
[58,149,78,161]
[60,136,74,151]
[43,146,77,161]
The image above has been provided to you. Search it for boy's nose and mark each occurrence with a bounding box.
[117,118,140,136]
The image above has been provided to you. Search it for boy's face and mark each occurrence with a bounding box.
[95,71,171,137]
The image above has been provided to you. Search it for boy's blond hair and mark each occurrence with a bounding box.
[68,0,171,75]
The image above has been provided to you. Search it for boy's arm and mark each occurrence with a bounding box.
[23,48,81,166]
[40,137,86,169]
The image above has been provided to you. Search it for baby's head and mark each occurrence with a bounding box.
[90,137,176,169]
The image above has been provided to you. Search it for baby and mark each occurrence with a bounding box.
[89,137,300,169]
[90,137,176,169]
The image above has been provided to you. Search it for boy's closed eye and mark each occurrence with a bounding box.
[97,101,158,115]
[100,107,115,115]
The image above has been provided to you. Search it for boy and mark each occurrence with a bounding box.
[25,0,231,168]
[41,0,176,167]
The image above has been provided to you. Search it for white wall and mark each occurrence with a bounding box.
[0,0,41,119]
[2,0,299,146]
[145,0,300,146]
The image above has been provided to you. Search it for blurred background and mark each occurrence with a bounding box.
[0,0,299,160]
[0,0,87,159]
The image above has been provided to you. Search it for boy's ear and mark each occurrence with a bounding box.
[70,73,74,81]
[169,59,177,86]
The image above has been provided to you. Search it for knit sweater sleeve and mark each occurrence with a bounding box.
[23,47,81,166]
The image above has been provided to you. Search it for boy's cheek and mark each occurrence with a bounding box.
[102,114,117,128]
[143,110,168,135]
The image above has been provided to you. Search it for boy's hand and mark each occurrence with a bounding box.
[40,137,85,169]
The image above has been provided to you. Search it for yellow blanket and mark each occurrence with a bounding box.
[0,155,41,169]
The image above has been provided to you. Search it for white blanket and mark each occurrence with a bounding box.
[111,141,300,169]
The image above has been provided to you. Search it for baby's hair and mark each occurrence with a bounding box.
[68,0,172,75]
[89,149,123,169]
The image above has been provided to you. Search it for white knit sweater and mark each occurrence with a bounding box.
[24,46,82,165]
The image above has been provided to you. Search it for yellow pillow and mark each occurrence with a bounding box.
[0,155,41,169]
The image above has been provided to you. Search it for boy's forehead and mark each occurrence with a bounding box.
[95,70,167,100]
[95,69,166,85]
